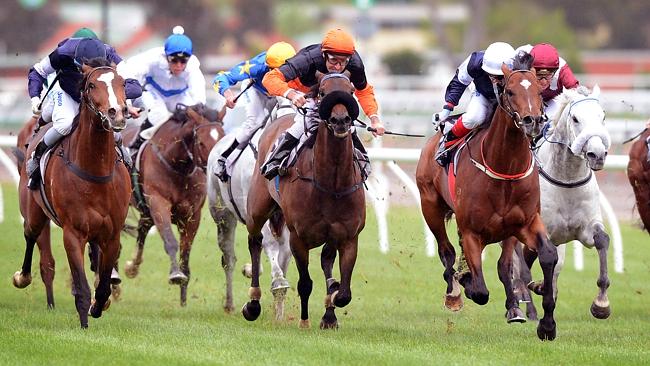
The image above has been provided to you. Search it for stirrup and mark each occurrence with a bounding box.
[215,157,229,182]
[27,169,41,190]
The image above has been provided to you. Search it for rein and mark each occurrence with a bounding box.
[470,135,535,181]
[497,70,546,129]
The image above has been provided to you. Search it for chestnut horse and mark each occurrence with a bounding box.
[12,116,55,309]
[244,72,365,328]
[121,104,223,306]
[13,61,131,328]
[416,60,559,340]
[627,128,650,234]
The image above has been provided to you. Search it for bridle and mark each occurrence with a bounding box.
[81,66,119,132]
[497,70,547,130]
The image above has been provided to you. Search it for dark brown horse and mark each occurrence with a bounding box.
[627,129,650,233]
[12,115,55,309]
[14,61,131,328]
[244,72,365,328]
[122,104,223,306]
[416,61,559,340]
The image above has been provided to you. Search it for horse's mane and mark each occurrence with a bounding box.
[551,85,592,127]
[512,52,534,71]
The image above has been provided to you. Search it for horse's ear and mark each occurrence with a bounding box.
[110,62,117,68]
[501,63,511,78]
[591,84,600,99]
[81,64,92,74]
[315,70,324,82]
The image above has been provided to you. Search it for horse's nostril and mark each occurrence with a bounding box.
[108,108,117,119]
[586,152,597,160]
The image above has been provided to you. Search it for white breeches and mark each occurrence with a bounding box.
[141,88,195,126]
[41,83,79,136]
[286,99,319,139]
[459,91,493,129]
[235,88,279,143]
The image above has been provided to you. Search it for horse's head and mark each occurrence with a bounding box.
[501,55,545,138]
[556,85,609,170]
[315,71,358,138]
[184,104,223,170]
[80,60,128,132]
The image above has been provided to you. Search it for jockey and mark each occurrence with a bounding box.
[212,41,297,182]
[126,26,207,151]
[434,41,516,166]
[26,32,143,189]
[260,28,386,179]
[517,43,579,120]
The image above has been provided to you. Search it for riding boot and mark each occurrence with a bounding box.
[129,119,152,153]
[260,133,299,180]
[215,138,240,182]
[114,132,132,170]
[351,132,371,180]
[26,140,49,190]
[435,130,460,167]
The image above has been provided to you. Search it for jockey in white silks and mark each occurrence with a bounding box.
[433,41,516,166]
[211,41,297,182]
[125,26,207,151]
[26,29,143,189]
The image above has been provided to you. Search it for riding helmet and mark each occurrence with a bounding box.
[72,27,98,40]
[530,43,560,69]
[266,42,296,68]
[165,25,193,57]
[481,42,515,75]
[321,28,355,55]
[74,38,107,66]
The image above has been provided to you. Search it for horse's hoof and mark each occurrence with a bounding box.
[299,319,311,329]
[223,304,235,314]
[242,300,261,321]
[527,281,544,296]
[111,284,122,302]
[590,302,611,319]
[444,294,464,312]
[319,319,339,330]
[110,269,122,285]
[506,307,526,323]
[168,271,188,285]
[536,321,557,341]
[271,277,290,291]
[12,271,32,288]
[124,261,139,278]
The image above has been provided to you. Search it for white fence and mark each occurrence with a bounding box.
[0,135,626,273]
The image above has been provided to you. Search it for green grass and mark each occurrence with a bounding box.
[1,183,649,365]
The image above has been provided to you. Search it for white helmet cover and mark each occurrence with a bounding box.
[482,42,515,75]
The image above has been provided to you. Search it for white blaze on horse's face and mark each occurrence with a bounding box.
[520,79,532,90]
[97,71,119,110]
[209,127,220,141]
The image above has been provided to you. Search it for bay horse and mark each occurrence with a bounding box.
[121,103,223,306]
[508,86,612,321]
[244,72,365,329]
[207,127,292,319]
[627,128,650,234]
[416,60,559,340]
[13,60,131,328]
[12,115,55,309]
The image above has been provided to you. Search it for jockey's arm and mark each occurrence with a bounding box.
[558,62,579,90]
[444,54,474,108]
[188,62,207,105]
[28,54,55,99]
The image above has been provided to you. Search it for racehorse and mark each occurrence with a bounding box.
[627,128,650,234]
[13,60,131,328]
[244,71,365,329]
[207,127,292,320]
[122,103,223,306]
[507,85,612,321]
[12,115,55,310]
[416,59,559,340]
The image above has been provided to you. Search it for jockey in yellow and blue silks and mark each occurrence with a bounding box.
[211,41,297,182]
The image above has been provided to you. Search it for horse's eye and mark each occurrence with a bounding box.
[319,91,325,97]
[506,90,514,97]
[88,83,95,89]
[572,116,579,123]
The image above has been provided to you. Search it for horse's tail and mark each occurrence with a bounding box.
[269,210,285,238]
[12,147,25,170]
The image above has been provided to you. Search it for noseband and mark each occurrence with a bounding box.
[81,66,117,132]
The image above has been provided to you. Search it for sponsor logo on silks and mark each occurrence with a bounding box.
[57,92,63,106]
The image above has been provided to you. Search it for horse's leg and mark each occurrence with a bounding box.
[420,194,461,310]
[518,216,558,341]
[459,232,489,305]
[290,233,313,328]
[89,237,120,318]
[148,198,185,284]
[590,224,611,319]
[262,226,291,321]
[499,237,525,323]
[242,232,264,321]
[63,228,91,328]
[36,227,55,309]
[320,242,339,329]
[211,205,237,314]
[513,242,538,320]
[124,215,153,278]
[13,234,37,289]
[177,211,201,307]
